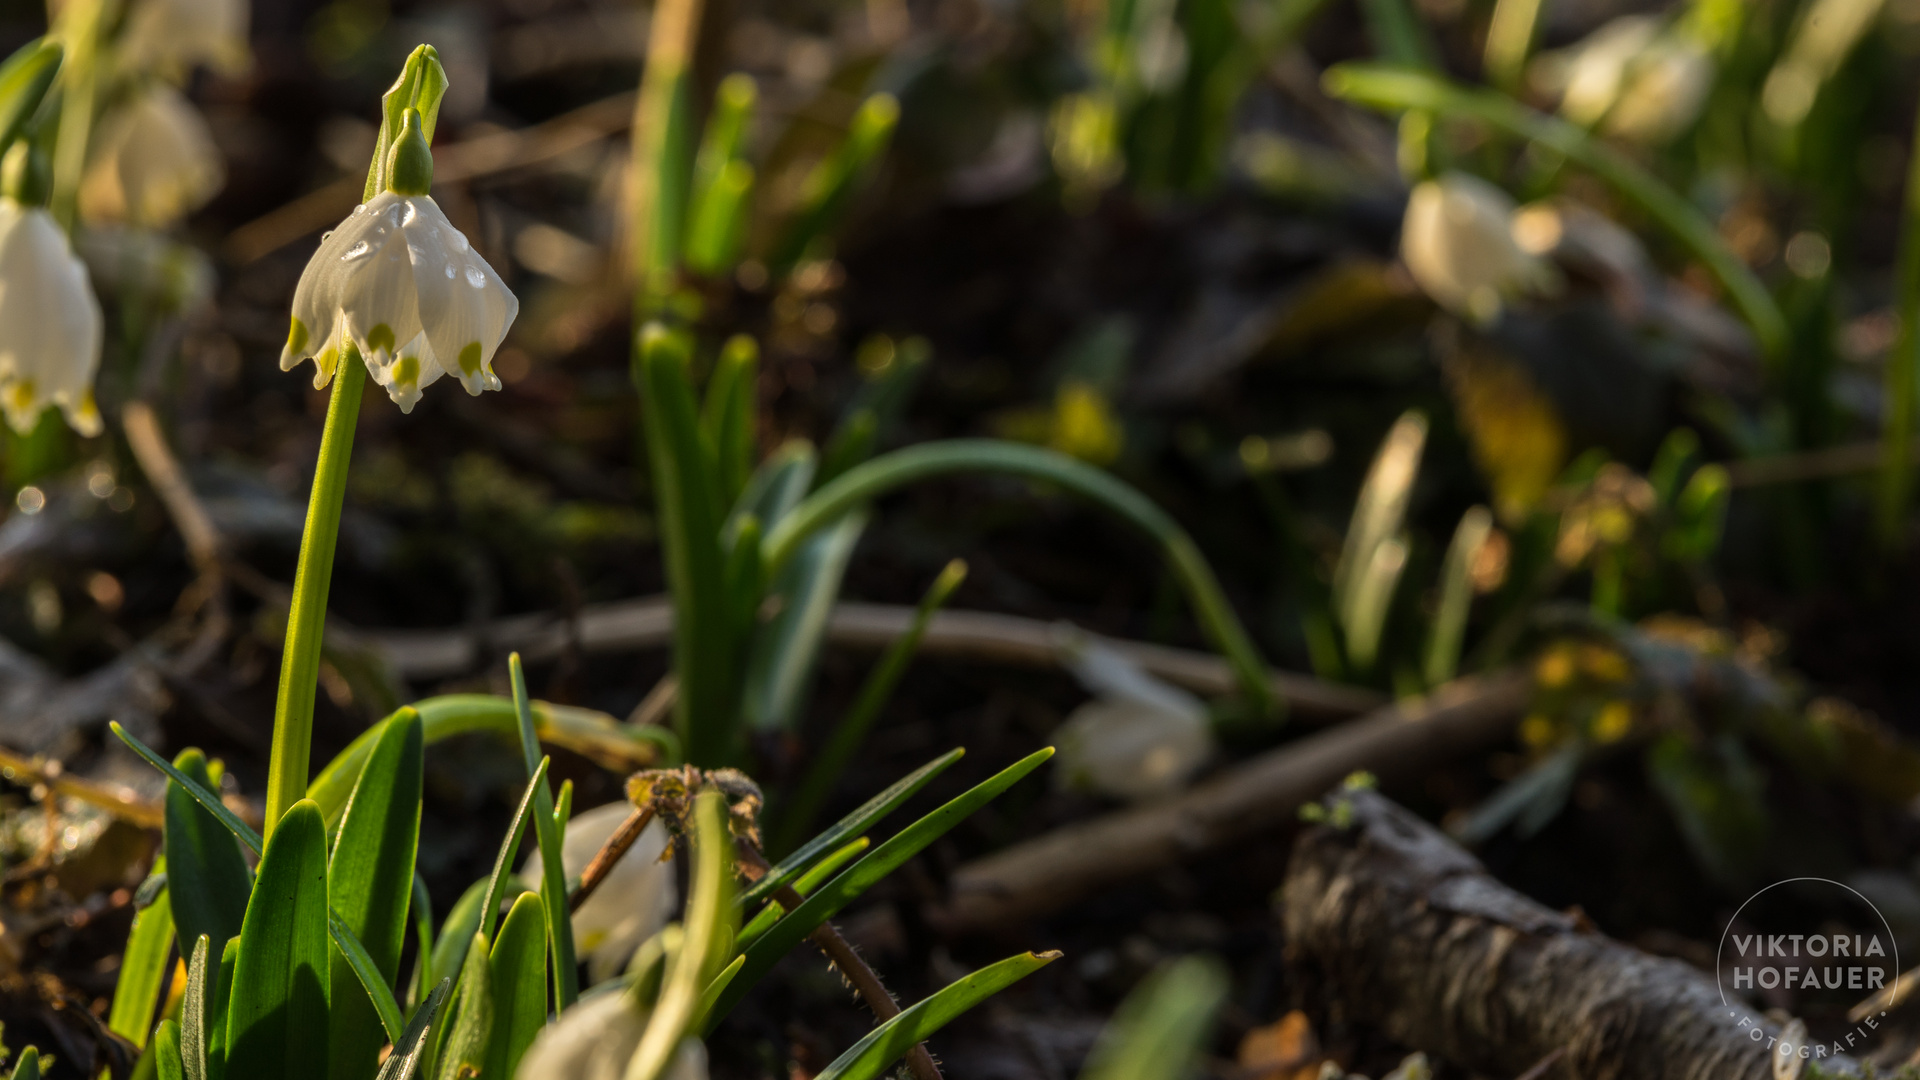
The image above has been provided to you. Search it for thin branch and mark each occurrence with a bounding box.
[570,805,655,913]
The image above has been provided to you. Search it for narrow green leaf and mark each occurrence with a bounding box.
[739,748,963,909]
[685,159,755,275]
[814,951,1061,1080]
[7,1047,38,1080]
[426,879,488,1002]
[762,440,1275,715]
[0,39,60,156]
[1079,956,1228,1080]
[329,913,406,1044]
[776,559,967,852]
[1320,63,1788,361]
[728,440,816,538]
[626,792,735,1080]
[510,655,578,1009]
[743,511,866,733]
[375,978,451,1080]
[712,748,1054,1022]
[225,800,332,1080]
[407,873,435,1011]
[154,1021,185,1080]
[481,757,550,944]
[180,936,213,1080]
[433,934,492,1080]
[694,954,746,1031]
[481,892,549,1080]
[166,751,251,970]
[736,837,868,951]
[108,859,174,1050]
[209,937,238,1080]
[1423,506,1492,687]
[769,93,900,274]
[687,73,756,240]
[637,323,739,765]
[703,335,760,511]
[327,708,423,1078]
[114,723,261,853]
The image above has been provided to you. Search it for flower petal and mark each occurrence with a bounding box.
[403,196,517,395]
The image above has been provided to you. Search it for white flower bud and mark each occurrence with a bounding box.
[1536,16,1714,145]
[515,991,707,1080]
[281,191,519,411]
[0,199,104,437]
[79,84,225,227]
[1401,173,1553,325]
[118,0,250,78]
[1052,632,1214,801]
[519,802,675,985]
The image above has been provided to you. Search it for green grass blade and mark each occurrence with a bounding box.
[1333,411,1425,635]
[165,751,251,966]
[433,935,493,1080]
[1879,105,1920,549]
[510,655,579,1009]
[775,560,968,853]
[695,954,747,1030]
[407,873,434,1010]
[712,748,1054,1023]
[226,800,332,1080]
[482,892,549,1080]
[689,74,756,226]
[739,747,964,909]
[736,838,868,951]
[686,75,758,276]
[210,937,238,1080]
[107,861,174,1052]
[1482,0,1546,91]
[327,708,423,1079]
[181,935,212,1080]
[114,723,261,853]
[1080,956,1229,1080]
[155,1020,184,1080]
[815,951,1061,1080]
[628,0,700,303]
[625,792,735,1080]
[328,913,405,1044]
[1424,506,1493,687]
[482,758,551,943]
[763,439,1276,715]
[6,1048,36,1080]
[702,335,760,507]
[636,322,739,766]
[306,697,673,825]
[0,39,60,156]
[768,94,900,274]
[426,879,489,1001]
[1321,63,1787,361]
[376,978,451,1080]
[743,511,867,732]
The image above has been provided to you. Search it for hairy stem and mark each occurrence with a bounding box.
[570,805,656,913]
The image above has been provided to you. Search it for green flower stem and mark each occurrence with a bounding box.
[761,439,1277,717]
[1323,63,1788,363]
[264,356,367,839]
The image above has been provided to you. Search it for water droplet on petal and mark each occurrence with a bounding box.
[353,204,367,214]
[342,240,371,260]
[450,231,470,253]
[444,264,456,279]
[465,266,486,288]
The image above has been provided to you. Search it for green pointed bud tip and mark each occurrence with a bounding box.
[0,142,50,207]
[386,107,434,196]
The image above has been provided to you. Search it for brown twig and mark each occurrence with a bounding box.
[122,402,224,575]
[0,747,162,829]
[1512,1048,1566,1080]
[570,805,656,913]
[626,673,678,729]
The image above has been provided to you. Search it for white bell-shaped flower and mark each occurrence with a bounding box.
[0,193,104,438]
[519,802,675,985]
[281,111,518,412]
[118,0,250,78]
[515,991,707,1080]
[1052,630,1215,801]
[79,84,225,227]
[1401,172,1555,325]
[1536,16,1713,145]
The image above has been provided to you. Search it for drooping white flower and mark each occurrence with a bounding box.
[514,991,707,1080]
[1052,630,1214,801]
[79,84,225,227]
[118,0,250,78]
[519,802,675,985]
[281,190,519,411]
[0,200,104,437]
[1535,16,1714,144]
[1401,172,1554,325]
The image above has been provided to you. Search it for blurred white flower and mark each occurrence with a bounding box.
[281,190,519,412]
[1401,173,1554,325]
[0,200,103,437]
[79,84,225,227]
[515,990,708,1080]
[520,802,675,985]
[1052,630,1214,801]
[118,0,250,78]
[76,225,218,314]
[1535,16,1714,144]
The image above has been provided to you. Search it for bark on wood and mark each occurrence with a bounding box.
[1282,788,1818,1080]
[936,672,1530,930]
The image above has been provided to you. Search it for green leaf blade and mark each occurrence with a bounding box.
[815,951,1060,1080]
[225,800,333,1080]
[166,751,251,973]
[481,892,549,1080]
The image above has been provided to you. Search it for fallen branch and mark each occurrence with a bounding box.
[935,671,1529,929]
[365,599,1383,721]
[1282,788,1819,1080]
